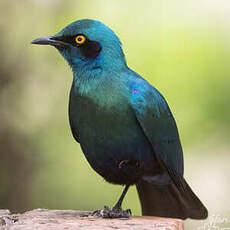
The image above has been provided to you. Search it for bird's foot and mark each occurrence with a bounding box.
[93,206,131,219]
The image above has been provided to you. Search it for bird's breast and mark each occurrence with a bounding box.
[69,88,155,184]
[69,90,137,148]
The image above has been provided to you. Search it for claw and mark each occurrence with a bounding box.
[92,209,103,217]
[118,159,141,169]
[126,209,132,215]
[118,160,130,169]
[93,206,132,219]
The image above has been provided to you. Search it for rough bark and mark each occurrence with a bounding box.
[0,209,184,230]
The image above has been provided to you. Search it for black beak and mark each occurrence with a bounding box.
[31,35,70,48]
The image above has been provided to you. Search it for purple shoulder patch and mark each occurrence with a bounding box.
[131,89,140,95]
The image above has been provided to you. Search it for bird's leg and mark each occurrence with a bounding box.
[112,185,130,212]
[93,185,131,218]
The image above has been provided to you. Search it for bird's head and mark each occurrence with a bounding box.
[32,19,126,72]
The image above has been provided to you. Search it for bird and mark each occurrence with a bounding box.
[31,19,208,219]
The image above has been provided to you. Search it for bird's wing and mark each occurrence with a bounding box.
[68,89,80,143]
[129,78,208,219]
[69,117,80,143]
[129,77,184,178]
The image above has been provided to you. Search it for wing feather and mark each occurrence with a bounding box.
[129,78,184,176]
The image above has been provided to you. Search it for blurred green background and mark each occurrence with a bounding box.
[0,0,230,229]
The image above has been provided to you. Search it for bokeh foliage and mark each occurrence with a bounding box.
[0,0,230,229]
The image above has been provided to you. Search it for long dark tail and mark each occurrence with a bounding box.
[136,177,208,219]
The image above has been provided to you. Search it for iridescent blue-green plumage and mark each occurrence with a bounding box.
[32,19,208,219]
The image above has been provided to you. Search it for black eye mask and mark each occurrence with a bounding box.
[53,35,102,59]
[80,40,102,59]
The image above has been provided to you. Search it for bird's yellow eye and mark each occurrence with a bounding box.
[75,35,86,45]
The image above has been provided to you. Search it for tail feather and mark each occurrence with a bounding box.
[136,178,208,219]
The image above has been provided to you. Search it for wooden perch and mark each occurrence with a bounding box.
[0,209,184,230]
